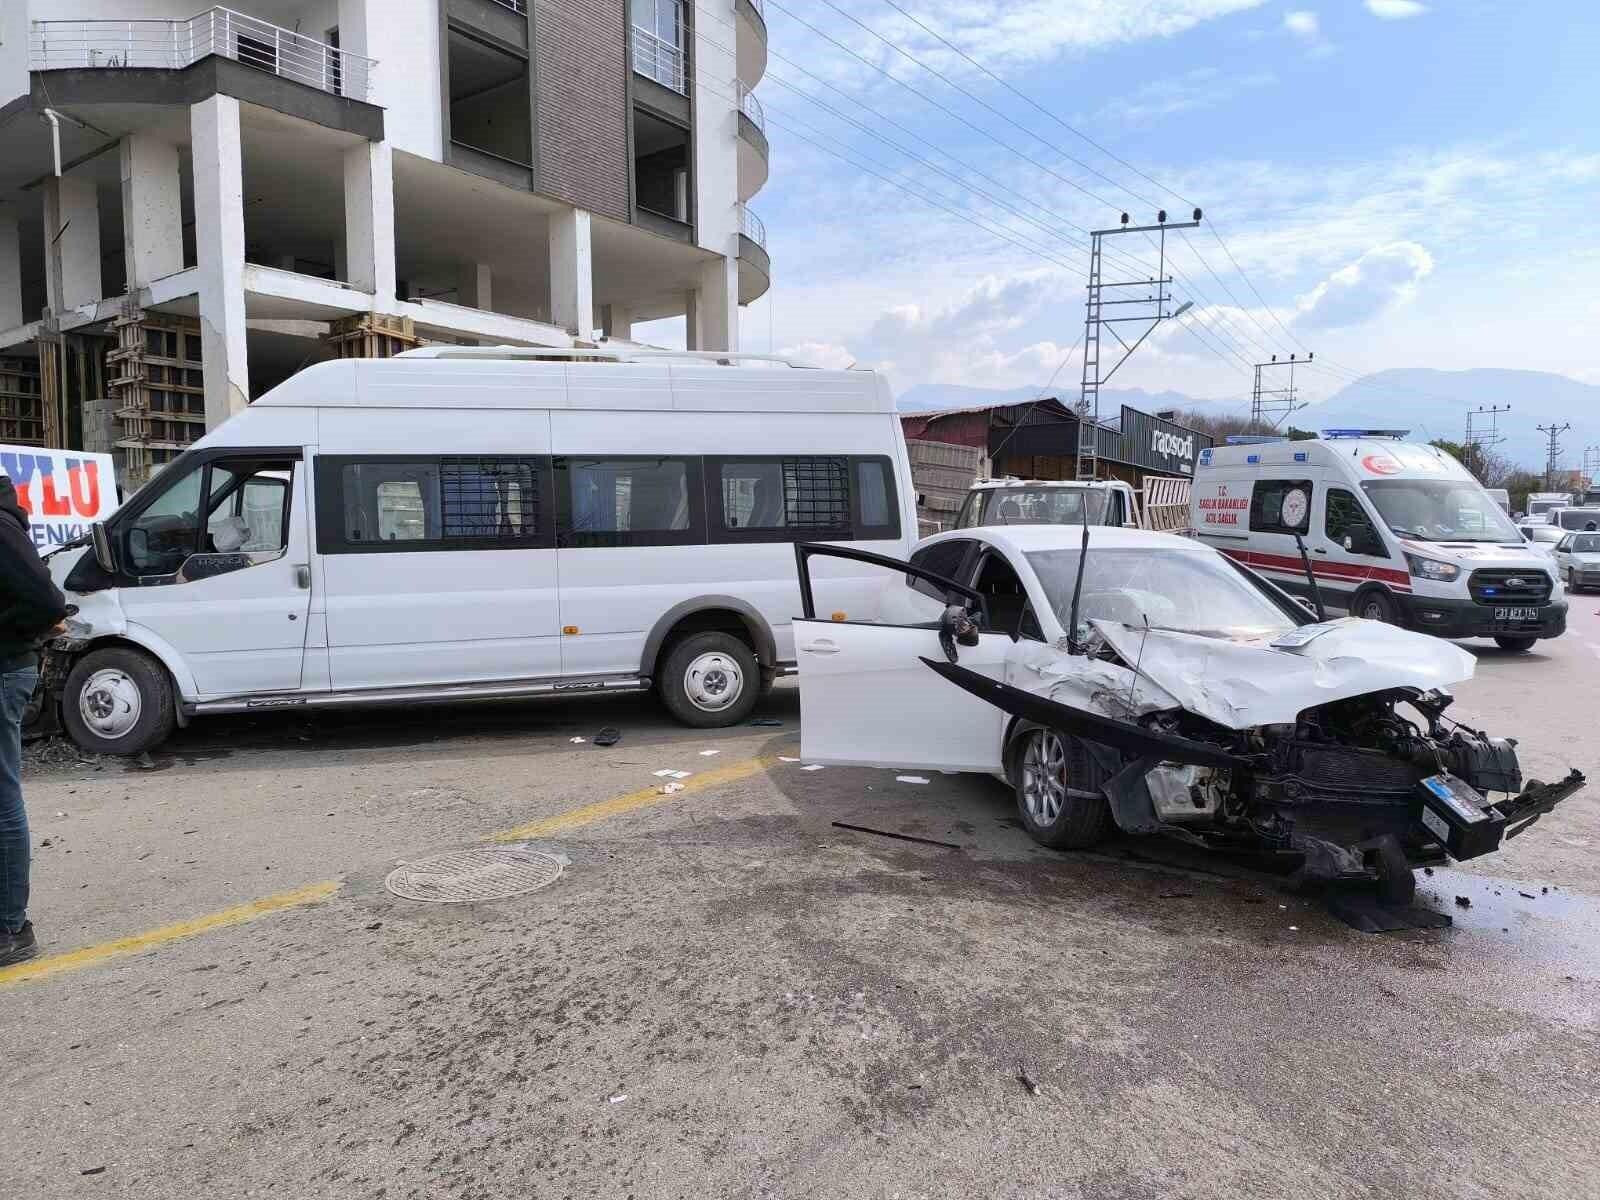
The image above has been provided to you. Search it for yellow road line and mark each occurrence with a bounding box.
[0,880,340,988]
[2,752,779,988]
[492,752,777,842]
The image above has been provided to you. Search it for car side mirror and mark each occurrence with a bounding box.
[938,603,980,663]
[92,522,117,573]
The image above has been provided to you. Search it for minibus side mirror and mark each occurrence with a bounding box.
[91,522,116,574]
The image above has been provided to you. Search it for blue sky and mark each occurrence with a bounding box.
[675,0,1600,409]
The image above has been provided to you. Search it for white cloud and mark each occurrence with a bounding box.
[777,341,856,369]
[865,270,1062,353]
[1295,242,1435,329]
[1283,10,1319,38]
[1093,66,1278,129]
[1365,0,1428,18]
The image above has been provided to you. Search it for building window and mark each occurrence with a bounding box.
[447,29,531,165]
[633,0,686,93]
[633,109,690,223]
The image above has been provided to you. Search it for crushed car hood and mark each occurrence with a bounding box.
[1091,616,1476,730]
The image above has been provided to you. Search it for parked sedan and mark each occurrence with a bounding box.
[1554,532,1600,592]
[793,526,1584,905]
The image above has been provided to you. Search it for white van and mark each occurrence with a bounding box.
[43,348,915,753]
[1192,431,1566,651]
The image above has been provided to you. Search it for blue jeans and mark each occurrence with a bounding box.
[0,667,38,933]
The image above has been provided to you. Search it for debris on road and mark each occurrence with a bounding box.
[80,1166,107,1176]
[801,764,825,772]
[608,1093,628,1104]
[1455,895,1473,909]
[1519,891,1536,899]
[569,737,587,744]
[699,749,721,757]
[1016,1062,1041,1097]
[660,782,685,794]
[831,821,960,850]
[895,775,930,784]
[365,922,383,931]
[749,718,783,727]
[594,728,621,747]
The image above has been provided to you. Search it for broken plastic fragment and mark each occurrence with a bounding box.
[895,776,930,785]
[801,764,825,772]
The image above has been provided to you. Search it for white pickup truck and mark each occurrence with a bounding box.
[950,477,1192,533]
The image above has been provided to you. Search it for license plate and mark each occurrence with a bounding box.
[1495,607,1537,621]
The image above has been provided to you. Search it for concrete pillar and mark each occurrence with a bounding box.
[191,94,250,424]
[42,170,101,312]
[687,255,738,352]
[343,139,395,298]
[120,134,184,287]
[601,302,632,341]
[548,208,593,338]
[458,262,492,311]
[0,204,21,330]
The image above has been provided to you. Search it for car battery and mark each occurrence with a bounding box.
[1416,774,1506,860]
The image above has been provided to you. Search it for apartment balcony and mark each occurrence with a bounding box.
[29,8,377,104]
[736,0,768,87]
[736,82,769,201]
[633,4,687,97]
[737,203,769,304]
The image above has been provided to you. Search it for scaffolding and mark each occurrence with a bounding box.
[106,304,207,485]
[0,356,45,446]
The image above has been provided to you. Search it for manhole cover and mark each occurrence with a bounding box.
[384,846,564,903]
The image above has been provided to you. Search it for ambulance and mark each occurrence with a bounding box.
[1191,430,1566,651]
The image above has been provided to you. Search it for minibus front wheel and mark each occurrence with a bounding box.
[1355,588,1398,624]
[60,646,177,756]
[658,631,760,728]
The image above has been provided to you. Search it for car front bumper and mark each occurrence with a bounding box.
[1399,595,1567,640]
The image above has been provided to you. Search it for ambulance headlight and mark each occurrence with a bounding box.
[1404,553,1460,582]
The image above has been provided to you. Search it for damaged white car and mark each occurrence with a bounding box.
[793,527,1584,904]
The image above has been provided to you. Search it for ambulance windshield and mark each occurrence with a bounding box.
[1360,479,1522,543]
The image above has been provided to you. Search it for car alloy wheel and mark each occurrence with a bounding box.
[1021,729,1068,825]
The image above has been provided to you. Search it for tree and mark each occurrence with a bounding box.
[1501,469,1544,515]
[1428,438,1512,487]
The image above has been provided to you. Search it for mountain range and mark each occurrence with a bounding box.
[896,369,1598,474]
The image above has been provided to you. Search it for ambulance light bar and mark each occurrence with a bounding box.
[1224,435,1287,445]
[1322,429,1410,439]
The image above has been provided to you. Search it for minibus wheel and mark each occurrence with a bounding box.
[61,646,176,756]
[658,632,760,728]
[1356,588,1397,623]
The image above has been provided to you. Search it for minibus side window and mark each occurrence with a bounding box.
[122,456,296,581]
[705,455,899,542]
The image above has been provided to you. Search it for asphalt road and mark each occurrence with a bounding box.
[3,604,1598,1199]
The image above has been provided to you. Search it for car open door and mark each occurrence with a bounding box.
[792,543,1007,773]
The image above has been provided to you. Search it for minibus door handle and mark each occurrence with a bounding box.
[294,564,311,589]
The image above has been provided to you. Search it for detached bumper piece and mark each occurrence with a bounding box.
[1417,770,1586,860]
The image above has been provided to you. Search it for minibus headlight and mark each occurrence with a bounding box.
[1404,553,1460,582]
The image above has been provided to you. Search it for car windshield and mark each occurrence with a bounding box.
[984,488,1109,525]
[1027,548,1297,640]
[1568,534,1600,553]
[1360,479,1521,543]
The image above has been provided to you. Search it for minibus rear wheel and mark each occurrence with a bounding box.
[61,646,176,756]
[658,631,760,728]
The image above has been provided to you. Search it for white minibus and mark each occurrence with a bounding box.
[44,348,915,753]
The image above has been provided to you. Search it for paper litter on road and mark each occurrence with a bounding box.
[895,776,930,785]
[659,782,684,794]
[569,737,587,744]
[801,764,826,772]
[652,769,692,779]
[699,749,721,757]
[778,756,800,763]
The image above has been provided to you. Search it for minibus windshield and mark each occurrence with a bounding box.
[1360,479,1522,543]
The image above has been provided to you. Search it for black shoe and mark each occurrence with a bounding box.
[0,921,37,967]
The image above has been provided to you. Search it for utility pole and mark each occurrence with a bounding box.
[1463,403,1510,478]
[1250,353,1313,431]
[1077,208,1199,479]
[1582,445,1600,491]
[1536,422,1571,492]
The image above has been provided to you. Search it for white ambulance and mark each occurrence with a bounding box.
[1191,430,1566,651]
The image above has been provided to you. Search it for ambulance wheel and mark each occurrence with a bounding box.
[1356,589,1397,623]
[1372,839,1416,908]
[1493,636,1536,652]
[61,646,176,756]
[1014,729,1110,850]
[658,632,760,728]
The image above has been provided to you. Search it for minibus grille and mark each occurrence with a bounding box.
[1467,568,1551,606]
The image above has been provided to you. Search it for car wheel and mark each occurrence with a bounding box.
[60,646,176,756]
[1357,589,1397,623]
[1493,636,1536,652]
[1014,729,1111,850]
[657,631,760,728]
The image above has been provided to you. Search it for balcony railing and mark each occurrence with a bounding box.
[745,0,766,16]
[29,8,376,103]
[737,82,764,130]
[487,0,527,12]
[739,204,766,249]
[632,23,686,94]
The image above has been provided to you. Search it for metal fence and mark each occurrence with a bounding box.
[739,204,767,248]
[737,82,765,130]
[30,8,375,103]
[631,24,686,94]
[486,0,527,13]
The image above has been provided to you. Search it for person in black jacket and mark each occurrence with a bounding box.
[0,473,68,966]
